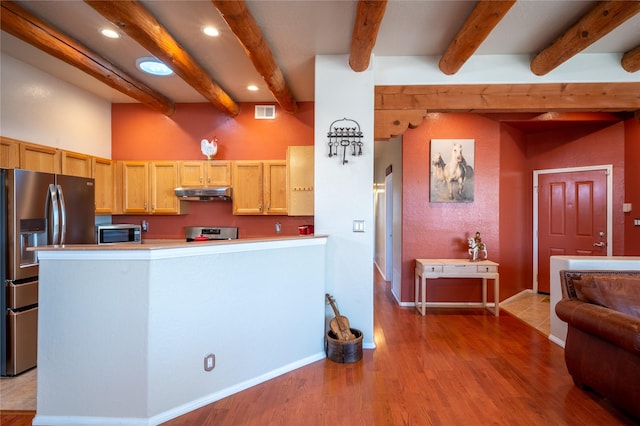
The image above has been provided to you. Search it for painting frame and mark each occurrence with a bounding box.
[429,139,475,203]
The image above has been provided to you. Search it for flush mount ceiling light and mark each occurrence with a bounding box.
[136,57,173,76]
[100,28,121,39]
[202,26,220,37]
[247,85,259,91]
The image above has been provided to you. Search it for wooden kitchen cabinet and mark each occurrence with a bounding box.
[179,160,231,187]
[287,146,314,216]
[93,157,119,214]
[232,160,287,215]
[0,137,20,168]
[122,161,149,214]
[122,161,187,215]
[61,150,92,178]
[20,142,60,173]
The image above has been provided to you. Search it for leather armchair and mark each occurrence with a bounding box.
[555,270,640,420]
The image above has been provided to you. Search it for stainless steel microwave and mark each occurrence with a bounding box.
[96,224,142,245]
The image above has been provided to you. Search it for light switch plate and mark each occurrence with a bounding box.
[353,220,365,232]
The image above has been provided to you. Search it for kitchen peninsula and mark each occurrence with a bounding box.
[33,235,328,426]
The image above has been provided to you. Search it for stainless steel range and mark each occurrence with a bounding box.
[185,226,238,242]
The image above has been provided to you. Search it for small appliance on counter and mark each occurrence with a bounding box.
[96,224,142,245]
[298,225,315,235]
[185,226,238,242]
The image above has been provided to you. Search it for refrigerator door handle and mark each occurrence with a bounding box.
[57,185,67,245]
[46,184,60,245]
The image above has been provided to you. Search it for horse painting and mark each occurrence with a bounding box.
[429,139,475,203]
[443,143,468,200]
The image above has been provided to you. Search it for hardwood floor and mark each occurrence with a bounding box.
[2,271,637,425]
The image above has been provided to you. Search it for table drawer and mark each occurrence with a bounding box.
[477,265,498,273]
[443,264,476,273]
[422,265,444,273]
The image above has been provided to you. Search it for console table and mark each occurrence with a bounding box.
[414,259,499,316]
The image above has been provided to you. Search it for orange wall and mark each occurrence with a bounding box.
[402,114,502,303]
[111,102,314,239]
[499,124,531,298]
[525,122,626,255]
[401,114,630,304]
[625,118,640,255]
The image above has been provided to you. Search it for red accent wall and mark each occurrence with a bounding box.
[625,118,640,255]
[402,114,502,303]
[110,102,314,239]
[401,114,631,304]
[526,122,626,255]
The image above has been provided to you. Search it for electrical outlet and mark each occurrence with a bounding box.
[204,353,215,371]
[141,220,148,232]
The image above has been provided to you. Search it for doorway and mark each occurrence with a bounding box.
[533,165,612,293]
[384,172,393,281]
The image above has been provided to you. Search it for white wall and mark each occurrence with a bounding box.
[0,53,111,158]
[315,55,375,348]
[374,137,403,300]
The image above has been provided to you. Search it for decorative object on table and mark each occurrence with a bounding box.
[327,118,363,165]
[201,136,218,160]
[430,139,475,202]
[325,293,363,363]
[467,231,488,261]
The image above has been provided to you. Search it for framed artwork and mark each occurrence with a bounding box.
[430,139,475,203]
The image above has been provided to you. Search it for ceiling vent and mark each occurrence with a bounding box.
[255,105,276,119]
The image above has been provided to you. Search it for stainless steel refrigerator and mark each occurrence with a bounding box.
[1,168,96,376]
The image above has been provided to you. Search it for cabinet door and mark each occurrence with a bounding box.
[0,137,20,168]
[287,146,314,216]
[232,161,263,215]
[150,161,183,214]
[61,151,92,178]
[122,161,149,213]
[264,161,287,215]
[179,161,206,187]
[20,143,60,173]
[205,161,231,186]
[93,158,117,214]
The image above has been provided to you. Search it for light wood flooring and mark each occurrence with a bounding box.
[2,275,634,425]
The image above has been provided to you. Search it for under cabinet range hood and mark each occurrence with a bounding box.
[174,187,232,201]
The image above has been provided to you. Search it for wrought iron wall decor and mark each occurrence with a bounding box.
[327,118,363,165]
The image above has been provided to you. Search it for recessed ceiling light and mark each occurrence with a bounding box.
[100,28,120,39]
[136,57,173,76]
[247,85,259,91]
[202,26,220,37]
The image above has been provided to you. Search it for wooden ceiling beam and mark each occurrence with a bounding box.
[349,0,388,72]
[86,0,239,117]
[439,0,515,75]
[375,83,640,112]
[622,44,640,73]
[0,1,176,116]
[212,0,297,114]
[531,1,640,76]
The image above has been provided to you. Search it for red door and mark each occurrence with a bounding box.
[537,170,608,293]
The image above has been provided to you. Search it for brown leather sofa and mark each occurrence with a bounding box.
[555,270,640,420]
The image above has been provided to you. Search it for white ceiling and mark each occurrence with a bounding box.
[2,0,639,105]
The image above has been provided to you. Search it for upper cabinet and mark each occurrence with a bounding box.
[179,160,231,187]
[287,146,314,216]
[93,157,119,215]
[121,161,187,215]
[0,137,20,169]
[20,142,60,173]
[232,160,287,215]
[61,151,92,178]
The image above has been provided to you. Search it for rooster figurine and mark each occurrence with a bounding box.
[201,137,218,160]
